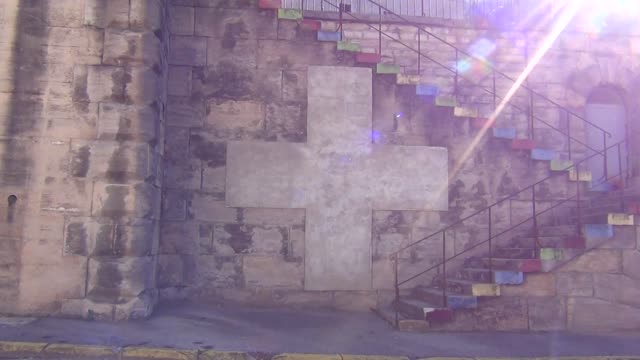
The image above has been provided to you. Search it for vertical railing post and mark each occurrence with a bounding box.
[488,207,493,282]
[442,231,447,307]
[532,185,538,251]
[454,48,459,100]
[576,163,582,236]
[529,89,534,140]
[492,69,497,111]
[338,0,344,38]
[417,28,421,75]
[301,0,305,15]
[567,112,572,161]
[378,5,382,56]
[618,142,625,210]
[393,253,399,328]
[603,133,608,181]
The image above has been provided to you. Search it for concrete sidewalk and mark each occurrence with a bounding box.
[1,302,640,358]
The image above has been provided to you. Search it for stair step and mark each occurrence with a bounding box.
[299,19,321,31]
[259,0,281,9]
[481,258,542,272]
[494,270,524,285]
[394,297,432,320]
[412,287,478,309]
[531,148,557,161]
[584,224,614,239]
[453,107,478,118]
[539,248,564,260]
[376,63,401,74]
[396,74,420,85]
[355,52,381,64]
[569,168,592,182]
[590,182,618,192]
[278,8,303,20]
[493,247,537,259]
[416,84,439,96]
[571,213,634,226]
[538,225,578,236]
[337,41,360,52]
[317,30,341,42]
[550,159,574,171]
[511,139,536,150]
[437,279,500,296]
[493,128,517,139]
[373,304,430,332]
[470,118,493,129]
[434,95,457,107]
[628,203,640,215]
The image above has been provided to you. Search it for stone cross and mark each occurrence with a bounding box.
[226,66,448,291]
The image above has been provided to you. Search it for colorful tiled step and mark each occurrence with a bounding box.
[453,107,478,118]
[355,52,381,64]
[531,148,557,161]
[394,298,434,320]
[493,247,537,259]
[569,168,592,182]
[550,159,574,171]
[426,308,454,323]
[564,236,586,249]
[538,225,578,237]
[493,128,517,139]
[278,8,302,20]
[258,0,281,8]
[481,258,542,272]
[444,279,500,296]
[397,74,421,85]
[590,181,617,192]
[583,224,614,239]
[608,213,634,225]
[300,19,321,31]
[317,30,341,42]
[416,84,439,96]
[628,203,640,215]
[511,139,536,150]
[337,41,360,52]
[412,287,477,309]
[471,283,501,296]
[494,270,524,285]
[539,248,563,261]
[470,118,494,129]
[447,295,478,309]
[435,95,457,107]
[376,63,401,74]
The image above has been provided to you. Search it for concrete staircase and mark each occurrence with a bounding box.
[259,1,637,331]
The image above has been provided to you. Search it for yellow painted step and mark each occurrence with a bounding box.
[471,283,500,296]
[453,107,479,118]
[608,213,634,225]
[569,168,592,182]
[396,74,421,85]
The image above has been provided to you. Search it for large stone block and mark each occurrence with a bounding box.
[48,27,104,48]
[241,208,305,226]
[435,296,529,331]
[559,249,623,273]
[282,70,307,102]
[92,182,160,219]
[206,38,257,68]
[162,189,190,221]
[40,177,92,215]
[189,132,226,167]
[191,65,281,101]
[212,223,288,256]
[46,0,85,27]
[194,255,243,288]
[43,100,99,140]
[125,67,163,105]
[569,297,640,331]
[623,250,640,280]
[243,256,303,289]
[70,140,152,182]
[157,254,186,287]
[85,0,130,29]
[194,8,277,39]
[103,30,162,66]
[257,40,343,70]
[556,272,594,296]
[166,96,205,127]
[201,166,225,195]
[188,195,237,222]
[593,273,640,308]
[97,103,158,141]
[528,297,567,331]
[168,66,192,96]
[169,36,207,66]
[265,102,306,142]
[65,217,155,257]
[205,99,264,131]
[333,291,377,312]
[163,158,201,190]
[87,257,154,301]
[159,221,200,255]
[73,65,127,103]
[129,0,163,31]
[501,273,556,297]
[169,6,195,35]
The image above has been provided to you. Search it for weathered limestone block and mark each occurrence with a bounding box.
[125,67,163,105]
[40,177,92,215]
[92,182,160,219]
[201,166,225,194]
[502,273,556,297]
[162,189,190,221]
[334,291,378,312]
[73,65,127,103]
[60,298,115,321]
[113,288,157,320]
[191,65,281,101]
[241,208,305,226]
[169,36,207,66]
[103,30,162,66]
[556,272,594,296]
[188,196,238,222]
[206,38,257,68]
[372,258,394,290]
[623,250,640,280]
[374,232,410,260]
[159,221,199,255]
[593,273,640,308]
[45,43,103,66]
[194,9,277,39]
[166,96,205,127]
[97,103,158,141]
[87,257,154,301]
[569,297,640,331]
[559,249,623,273]
[46,0,85,27]
[157,254,185,287]
[528,297,567,331]
[194,255,243,288]
[257,40,345,70]
[265,103,306,142]
[434,296,529,331]
[243,256,303,288]
[169,5,195,35]
[44,101,99,139]
[163,158,201,190]
[168,66,192,96]
[129,0,163,31]
[48,27,104,49]
[189,132,226,167]
[205,99,264,131]
[70,140,153,182]
[282,70,307,102]
[64,218,155,257]
[85,0,130,29]
[212,223,289,257]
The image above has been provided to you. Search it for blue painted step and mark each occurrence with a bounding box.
[531,148,557,161]
[493,128,517,139]
[583,224,614,239]
[590,182,617,192]
[317,30,341,42]
[494,271,524,285]
[448,295,478,309]
[416,84,440,96]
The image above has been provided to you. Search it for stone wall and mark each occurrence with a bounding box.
[0,0,167,320]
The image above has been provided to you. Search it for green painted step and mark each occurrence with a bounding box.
[435,95,457,107]
[337,41,361,52]
[550,159,574,171]
[277,8,302,20]
[376,63,401,74]
[539,248,563,261]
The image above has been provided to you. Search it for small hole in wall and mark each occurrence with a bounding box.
[8,195,17,206]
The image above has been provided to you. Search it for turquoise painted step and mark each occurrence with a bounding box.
[277,8,302,20]
[531,148,557,161]
[376,63,401,74]
[337,41,360,52]
[493,128,516,139]
[584,224,614,239]
[550,159,573,171]
[416,84,439,96]
[448,295,478,309]
[494,271,524,285]
[317,30,341,42]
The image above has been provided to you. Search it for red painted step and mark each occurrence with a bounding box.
[563,236,586,249]
[355,52,382,64]
[258,0,281,9]
[300,19,321,31]
[511,139,536,150]
[470,118,494,129]
[426,308,453,323]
